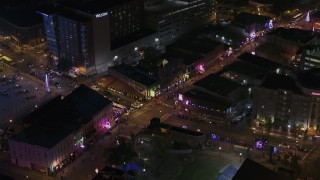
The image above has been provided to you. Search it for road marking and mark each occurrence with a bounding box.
[303,144,319,160]
[160,113,171,121]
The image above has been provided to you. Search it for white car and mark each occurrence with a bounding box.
[131,102,143,108]
[279,143,290,149]
[91,85,100,91]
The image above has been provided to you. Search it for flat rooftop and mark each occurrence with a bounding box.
[60,0,132,14]
[194,73,242,97]
[145,0,191,14]
[261,74,302,94]
[109,64,160,87]
[184,88,232,111]
[167,36,223,65]
[12,85,112,149]
[268,27,316,44]
[238,52,282,72]
[59,11,91,22]
[222,61,269,80]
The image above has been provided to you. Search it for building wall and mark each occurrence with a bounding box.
[253,86,313,130]
[8,102,113,175]
[42,13,59,57]
[144,0,214,46]
[299,48,320,70]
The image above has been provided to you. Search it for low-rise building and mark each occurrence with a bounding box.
[8,85,113,175]
[253,70,320,133]
[257,27,318,67]
[193,73,246,104]
[108,64,161,100]
[177,88,232,125]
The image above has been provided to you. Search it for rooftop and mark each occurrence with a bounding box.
[184,88,232,112]
[238,52,282,72]
[194,73,242,97]
[145,0,191,14]
[260,74,302,94]
[167,36,223,65]
[234,12,271,27]
[0,7,43,27]
[12,85,112,149]
[296,68,320,90]
[233,158,286,180]
[109,64,160,87]
[61,0,133,14]
[59,11,91,22]
[268,27,316,44]
[222,61,269,80]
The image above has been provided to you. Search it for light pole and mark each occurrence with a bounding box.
[219,146,222,157]
[239,152,243,162]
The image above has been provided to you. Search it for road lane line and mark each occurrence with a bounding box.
[303,144,319,160]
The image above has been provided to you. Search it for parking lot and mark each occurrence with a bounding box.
[0,61,55,129]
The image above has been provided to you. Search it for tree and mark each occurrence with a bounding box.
[261,117,272,135]
[291,123,304,140]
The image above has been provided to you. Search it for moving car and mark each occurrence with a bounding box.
[296,145,308,152]
[131,101,143,108]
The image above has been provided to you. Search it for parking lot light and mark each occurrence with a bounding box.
[9,119,12,123]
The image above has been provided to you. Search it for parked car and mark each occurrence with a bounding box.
[91,85,100,91]
[279,143,290,149]
[54,82,61,89]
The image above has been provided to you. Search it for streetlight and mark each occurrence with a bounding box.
[219,147,222,156]
[239,152,243,162]
[288,124,291,134]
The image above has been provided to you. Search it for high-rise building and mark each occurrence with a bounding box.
[38,0,156,74]
[144,0,215,46]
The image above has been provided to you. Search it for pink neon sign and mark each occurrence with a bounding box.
[311,92,320,96]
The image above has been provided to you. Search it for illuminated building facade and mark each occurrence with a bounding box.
[233,12,272,40]
[8,85,113,175]
[258,28,318,67]
[144,0,215,46]
[176,89,232,125]
[311,10,320,32]
[253,72,320,133]
[108,64,160,99]
[297,45,320,70]
[39,0,157,74]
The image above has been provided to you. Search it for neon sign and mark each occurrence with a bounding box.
[178,94,183,101]
[95,12,108,18]
[311,92,320,96]
[196,64,205,74]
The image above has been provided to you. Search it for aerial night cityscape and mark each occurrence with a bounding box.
[1,0,320,180]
